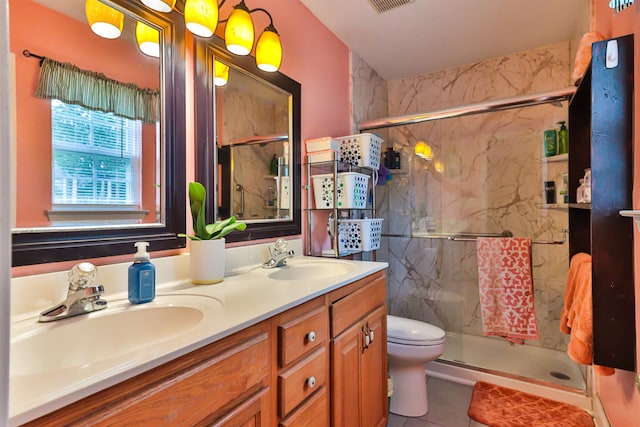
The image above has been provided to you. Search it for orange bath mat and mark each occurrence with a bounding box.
[467,382,594,427]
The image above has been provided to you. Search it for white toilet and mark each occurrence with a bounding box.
[387,314,446,417]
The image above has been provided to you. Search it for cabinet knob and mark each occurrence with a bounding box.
[369,329,375,343]
[307,376,316,388]
[307,331,316,343]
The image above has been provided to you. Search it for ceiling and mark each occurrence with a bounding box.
[300,0,589,80]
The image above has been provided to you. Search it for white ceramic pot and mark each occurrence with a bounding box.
[189,238,225,284]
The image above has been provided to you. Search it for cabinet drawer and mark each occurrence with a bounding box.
[279,386,329,427]
[278,306,327,367]
[330,273,386,337]
[278,346,327,418]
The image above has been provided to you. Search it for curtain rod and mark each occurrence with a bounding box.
[357,86,576,132]
[22,49,46,65]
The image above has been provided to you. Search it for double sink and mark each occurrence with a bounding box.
[9,257,360,424]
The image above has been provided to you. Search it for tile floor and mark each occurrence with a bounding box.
[387,377,489,427]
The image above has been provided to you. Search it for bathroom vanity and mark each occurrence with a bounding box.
[10,249,388,427]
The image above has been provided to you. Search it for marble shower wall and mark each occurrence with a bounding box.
[353,42,572,351]
[219,87,289,220]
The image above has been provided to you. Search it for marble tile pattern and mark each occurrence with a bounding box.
[358,42,573,352]
[219,88,290,220]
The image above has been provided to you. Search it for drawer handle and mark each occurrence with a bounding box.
[307,376,316,388]
[307,331,316,343]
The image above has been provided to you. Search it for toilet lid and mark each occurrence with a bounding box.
[387,315,446,345]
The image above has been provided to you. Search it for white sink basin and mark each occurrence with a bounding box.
[268,262,351,281]
[10,295,222,378]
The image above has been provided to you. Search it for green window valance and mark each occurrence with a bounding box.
[36,57,159,125]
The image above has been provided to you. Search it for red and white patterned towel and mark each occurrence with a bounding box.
[476,237,538,344]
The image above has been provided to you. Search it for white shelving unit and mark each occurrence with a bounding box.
[305,152,378,258]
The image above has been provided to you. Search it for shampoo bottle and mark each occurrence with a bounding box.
[128,241,155,304]
[557,121,568,154]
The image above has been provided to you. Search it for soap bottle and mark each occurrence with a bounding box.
[128,241,155,304]
[557,121,568,154]
[544,129,557,157]
[269,154,278,176]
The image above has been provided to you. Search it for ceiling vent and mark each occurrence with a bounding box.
[367,0,415,14]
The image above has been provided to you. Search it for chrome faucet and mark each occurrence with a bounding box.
[262,239,295,269]
[39,262,107,322]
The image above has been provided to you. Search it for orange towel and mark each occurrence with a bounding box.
[476,238,538,344]
[560,253,615,376]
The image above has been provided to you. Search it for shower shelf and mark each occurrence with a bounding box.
[568,203,591,210]
[537,203,568,210]
[542,153,568,163]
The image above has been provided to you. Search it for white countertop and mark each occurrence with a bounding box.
[9,251,387,426]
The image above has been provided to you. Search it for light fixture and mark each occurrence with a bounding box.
[184,0,219,38]
[225,1,254,55]
[136,21,160,57]
[140,0,176,13]
[214,60,229,86]
[133,0,284,71]
[85,0,124,39]
[414,140,433,160]
[434,160,444,173]
[255,22,282,72]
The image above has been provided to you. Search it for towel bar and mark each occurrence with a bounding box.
[449,229,568,245]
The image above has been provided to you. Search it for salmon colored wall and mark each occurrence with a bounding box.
[593,3,640,426]
[9,0,159,228]
[12,0,350,276]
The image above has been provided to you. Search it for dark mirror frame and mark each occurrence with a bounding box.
[194,36,301,242]
[11,0,186,266]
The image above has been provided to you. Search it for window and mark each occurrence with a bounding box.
[51,99,142,207]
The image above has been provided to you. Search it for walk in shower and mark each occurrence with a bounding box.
[361,42,587,395]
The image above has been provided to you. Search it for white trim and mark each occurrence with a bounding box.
[592,394,611,427]
[1,0,13,424]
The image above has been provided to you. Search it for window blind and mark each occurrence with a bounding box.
[51,100,142,206]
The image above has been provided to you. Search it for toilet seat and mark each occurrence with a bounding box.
[387,315,445,346]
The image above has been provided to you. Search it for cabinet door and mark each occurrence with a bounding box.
[209,388,269,427]
[360,305,388,427]
[331,321,362,426]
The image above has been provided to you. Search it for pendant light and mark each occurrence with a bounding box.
[140,0,176,13]
[184,0,219,38]
[85,0,124,39]
[136,21,160,58]
[225,1,254,55]
[214,60,229,86]
[255,24,282,72]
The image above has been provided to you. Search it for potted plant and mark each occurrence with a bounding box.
[180,182,246,284]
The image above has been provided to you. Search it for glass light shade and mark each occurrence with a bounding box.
[185,0,218,38]
[414,141,433,160]
[85,0,124,39]
[225,5,254,55]
[214,60,229,86]
[256,28,282,72]
[434,160,444,173]
[136,21,160,58]
[140,0,176,13]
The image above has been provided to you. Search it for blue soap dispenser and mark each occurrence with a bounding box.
[128,241,155,304]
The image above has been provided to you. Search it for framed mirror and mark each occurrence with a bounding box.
[10,0,186,266]
[194,36,301,242]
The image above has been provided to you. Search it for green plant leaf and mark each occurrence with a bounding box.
[206,216,236,238]
[188,182,210,240]
[216,222,247,239]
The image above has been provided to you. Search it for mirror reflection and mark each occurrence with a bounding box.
[10,0,162,231]
[215,61,291,221]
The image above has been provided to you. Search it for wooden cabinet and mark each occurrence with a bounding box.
[329,271,388,427]
[568,34,635,371]
[24,321,272,426]
[22,271,387,426]
[274,296,330,425]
